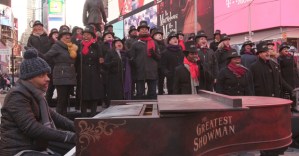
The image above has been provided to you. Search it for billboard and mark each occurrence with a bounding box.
[214,0,299,35]
[108,0,154,21]
[157,0,213,38]
[113,20,124,39]
[124,5,157,38]
[0,4,13,27]
[48,0,64,15]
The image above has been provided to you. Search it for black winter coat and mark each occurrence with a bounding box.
[173,64,200,94]
[125,37,137,50]
[27,33,51,59]
[0,81,75,156]
[278,55,299,90]
[209,40,220,52]
[215,47,237,70]
[129,40,160,80]
[216,67,254,96]
[77,42,104,101]
[197,48,218,91]
[105,50,131,99]
[44,41,77,86]
[250,59,293,97]
[160,47,184,78]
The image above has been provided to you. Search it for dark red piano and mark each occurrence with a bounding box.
[69,91,292,156]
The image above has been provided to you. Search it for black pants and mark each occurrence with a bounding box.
[56,85,73,117]
[158,68,165,95]
[46,74,55,107]
[21,141,74,156]
[166,76,174,95]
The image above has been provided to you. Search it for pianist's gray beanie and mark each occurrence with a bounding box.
[20,48,51,80]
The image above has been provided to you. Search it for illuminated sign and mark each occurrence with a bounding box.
[48,0,64,15]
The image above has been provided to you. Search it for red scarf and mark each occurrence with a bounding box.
[139,35,156,57]
[184,57,199,80]
[179,39,186,51]
[227,62,246,78]
[76,34,83,41]
[81,38,96,55]
[223,46,232,51]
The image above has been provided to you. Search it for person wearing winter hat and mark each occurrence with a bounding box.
[46,28,59,107]
[77,25,104,116]
[240,40,257,69]
[71,26,83,46]
[151,28,166,95]
[173,44,200,94]
[105,37,132,100]
[43,27,78,116]
[278,42,299,109]
[160,31,184,94]
[195,30,218,91]
[215,33,237,70]
[209,29,221,51]
[216,51,254,96]
[27,20,51,60]
[0,49,76,156]
[266,41,279,63]
[129,20,160,99]
[125,25,138,49]
[104,24,113,32]
[251,42,292,156]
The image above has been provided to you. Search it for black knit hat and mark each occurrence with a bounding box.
[20,49,51,80]
[33,20,43,27]
[58,27,72,40]
[167,31,178,44]
[83,25,96,38]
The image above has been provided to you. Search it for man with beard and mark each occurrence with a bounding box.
[160,31,184,94]
[129,21,160,99]
[151,28,166,95]
[195,30,218,91]
[27,20,51,60]
[173,44,200,94]
[0,49,75,156]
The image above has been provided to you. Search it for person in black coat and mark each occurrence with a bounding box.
[240,40,257,69]
[71,26,83,46]
[46,28,59,107]
[27,20,51,60]
[151,28,166,95]
[209,29,221,52]
[129,21,160,99]
[44,28,78,117]
[216,52,254,96]
[173,44,200,94]
[215,33,237,70]
[105,37,132,100]
[77,26,104,116]
[195,30,218,91]
[160,31,184,94]
[250,41,293,98]
[0,49,75,156]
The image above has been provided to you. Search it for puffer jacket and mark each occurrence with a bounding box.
[44,41,77,85]
[0,81,75,156]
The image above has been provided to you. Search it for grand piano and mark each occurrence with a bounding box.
[67,91,293,156]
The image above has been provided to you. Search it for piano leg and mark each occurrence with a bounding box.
[260,146,288,156]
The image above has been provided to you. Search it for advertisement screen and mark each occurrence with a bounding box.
[108,0,154,21]
[113,20,124,39]
[123,5,157,38]
[0,4,13,27]
[214,0,299,35]
[157,0,213,38]
[48,0,64,15]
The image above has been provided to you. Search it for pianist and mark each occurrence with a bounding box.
[0,49,76,156]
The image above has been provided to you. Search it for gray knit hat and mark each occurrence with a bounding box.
[20,49,51,80]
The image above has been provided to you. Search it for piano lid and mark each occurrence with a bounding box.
[158,91,246,113]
